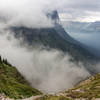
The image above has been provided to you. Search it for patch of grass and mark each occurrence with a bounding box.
[36,95,72,100]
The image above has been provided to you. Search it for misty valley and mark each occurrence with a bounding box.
[0,0,100,100]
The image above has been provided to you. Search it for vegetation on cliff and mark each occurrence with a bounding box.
[0,56,42,99]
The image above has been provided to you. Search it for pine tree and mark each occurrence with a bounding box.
[0,56,2,63]
[3,59,11,66]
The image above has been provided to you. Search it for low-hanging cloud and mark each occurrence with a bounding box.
[0,29,90,93]
[0,0,69,28]
[0,0,53,28]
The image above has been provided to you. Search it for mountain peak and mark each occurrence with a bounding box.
[47,10,60,24]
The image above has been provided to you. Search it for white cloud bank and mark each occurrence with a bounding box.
[0,30,90,93]
[0,0,68,28]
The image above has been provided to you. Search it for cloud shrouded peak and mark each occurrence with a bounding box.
[0,0,99,27]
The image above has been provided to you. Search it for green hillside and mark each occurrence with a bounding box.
[35,73,100,100]
[0,56,42,99]
[63,73,100,100]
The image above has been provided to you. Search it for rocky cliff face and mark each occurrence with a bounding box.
[9,11,100,75]
[11,11,99,66]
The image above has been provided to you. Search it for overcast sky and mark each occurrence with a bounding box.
[0,0,100,28]
[58,0,100,22]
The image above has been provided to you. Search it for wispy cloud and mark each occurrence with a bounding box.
[0,27,90,93]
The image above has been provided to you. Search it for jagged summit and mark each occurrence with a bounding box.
[47,10,60,25]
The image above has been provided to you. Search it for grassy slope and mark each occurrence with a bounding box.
[64,73,100,100]
[35,95,71,100]
[36,73,100,100]
[0,59,42,99]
